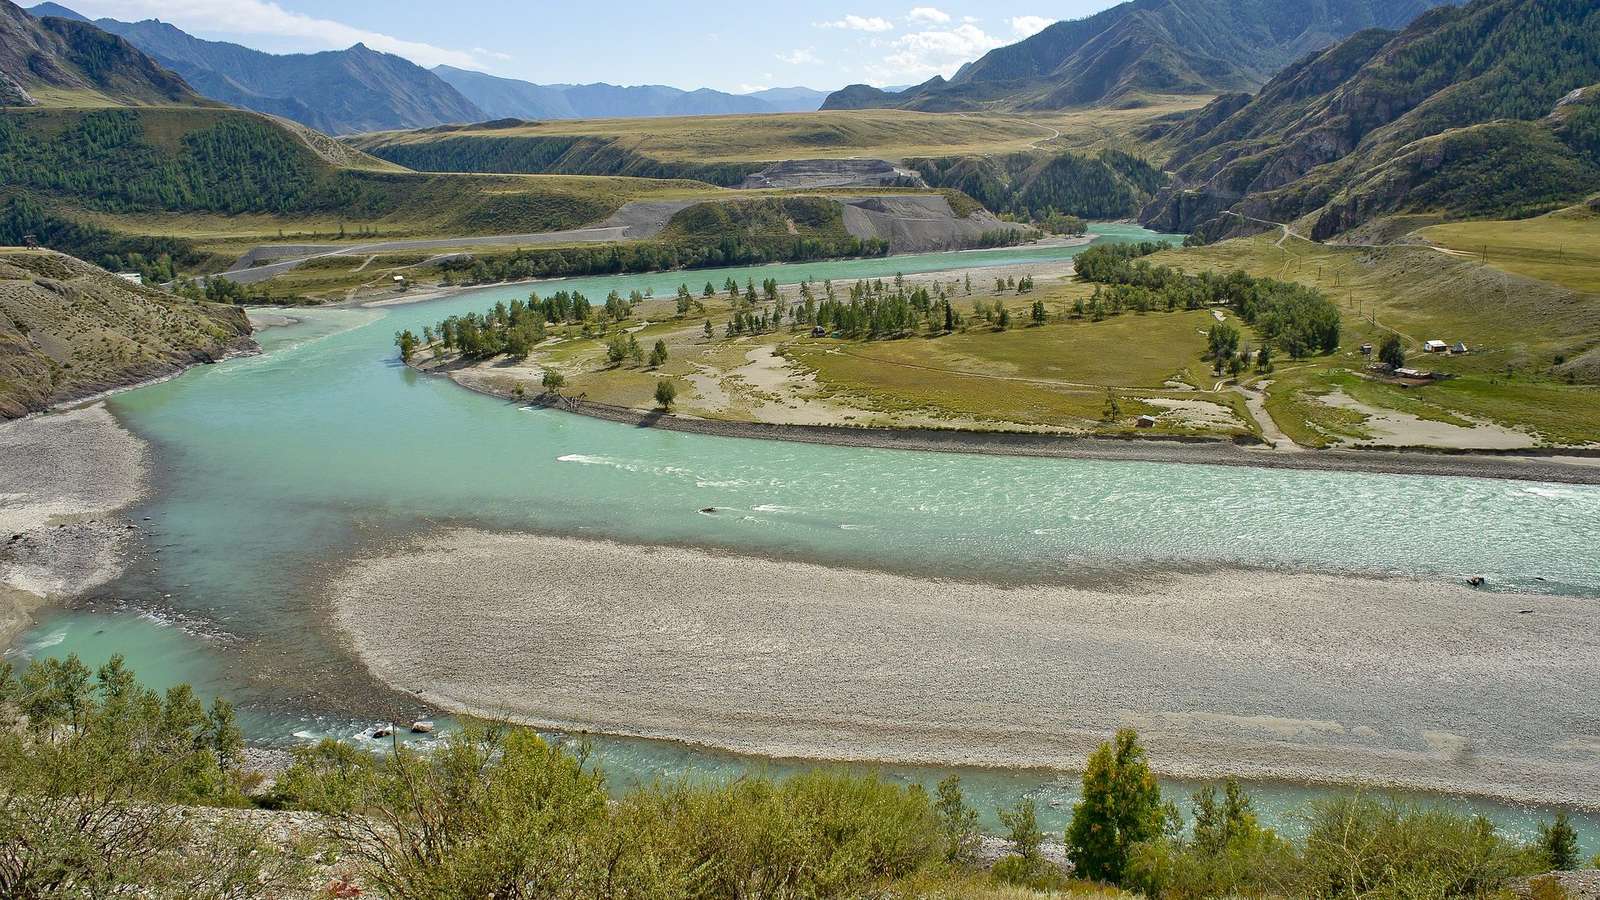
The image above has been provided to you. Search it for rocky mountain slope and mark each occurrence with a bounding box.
[822,0,1451,112]
[1,0,198,107]
[60,12,485,134]
[1139,0,1600,241]
[432,66,826,120]
[0,250,253,418]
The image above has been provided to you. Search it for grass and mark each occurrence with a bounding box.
[1419,202,1600,296]
[784,310,1250,435]
[349,102,1203,166]
[1155,230,1600,445]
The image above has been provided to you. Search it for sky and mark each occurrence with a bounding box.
[50,0,1127,93]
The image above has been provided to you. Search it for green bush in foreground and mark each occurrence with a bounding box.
[278,723,943,899]
[0,655,314,898]
[0,659,1582,898]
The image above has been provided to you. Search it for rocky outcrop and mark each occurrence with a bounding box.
[0,251,254,419]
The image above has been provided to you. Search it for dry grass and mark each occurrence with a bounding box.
[350,103,1199,164]
[1420,203,1600,296]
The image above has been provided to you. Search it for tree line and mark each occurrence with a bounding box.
[1074,242,1342,357]
[2,657,1590,899]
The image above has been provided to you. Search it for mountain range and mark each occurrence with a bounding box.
[432,67,829,120]
[823,0,1454,111]
[24,4,828,132]
[1138,0,1600,241]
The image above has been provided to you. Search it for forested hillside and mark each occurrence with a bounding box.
[822,0,1450,111]
[1141,0,1600,241]
[909,150,1165,220]
[352,130,764,187]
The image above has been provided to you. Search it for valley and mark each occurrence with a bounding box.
[3,0,1600,895]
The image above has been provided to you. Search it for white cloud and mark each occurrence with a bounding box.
[63,0,487,69]
[865,22,1004,84]
[816,14,895,32]
[1010,15,1053,37]
[737,83,771,94]
[777,48,821,65]
[907,7,951,24]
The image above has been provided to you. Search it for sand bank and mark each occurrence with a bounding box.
[0,404,148,644]
[333,529,1600,808]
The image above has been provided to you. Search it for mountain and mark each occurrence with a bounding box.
[2,0,198,107]
[431,66,573,119]
[822,0,1454,111]
[35,8,485,134]
[743,87,831,113]
[1140,0,1600,241]
[433,66,828,119]
[26,1,83,20]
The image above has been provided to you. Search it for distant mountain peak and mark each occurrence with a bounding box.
[81,15,485,134]
[25,2,88,22]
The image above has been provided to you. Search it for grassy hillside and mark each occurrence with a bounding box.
[1420,199,1600,295]
[1149,230,1600,445]
[0,106,727,275]
[0,248,251,417]
[348,110,1078,180]
[1142,0,1600,240]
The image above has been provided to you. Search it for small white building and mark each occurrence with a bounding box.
[115,272,143,285]
[1135,414,1158,428]
[1423,340,1448,353]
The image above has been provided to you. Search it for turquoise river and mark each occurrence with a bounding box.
[10,226,1600,847]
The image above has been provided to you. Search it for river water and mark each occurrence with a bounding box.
[11,225,1600,846]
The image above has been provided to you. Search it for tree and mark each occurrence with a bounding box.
[1540,812,1579,870]
[541,369,565,394]
[654,379,677,410]
[1208,321,1241,364]
[1031,299,1047,324]
[394,330,418,362]
[1066,728,1165,883]
[943,300,954,333]
[649,339,669,368]
[934,775,981,865]
[1000,797,1044,862]
[1102,389,1121,424]
[1379,333,1406,369]
[703,319,714,338]
[1256,345,1273,372]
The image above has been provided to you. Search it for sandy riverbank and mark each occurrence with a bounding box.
[0,404,148,645]
[333,528,1600,808]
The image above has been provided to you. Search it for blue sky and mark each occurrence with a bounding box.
[54,1,1125,92]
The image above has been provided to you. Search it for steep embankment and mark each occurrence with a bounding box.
[1140,0,1600,241]
[0,250,253,418]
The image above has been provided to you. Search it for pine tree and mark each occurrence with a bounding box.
[1065,729,1165,883]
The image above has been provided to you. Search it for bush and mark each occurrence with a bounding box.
[1290,795,1545,898]
[0,656,312,897]
[279,726,945,899]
